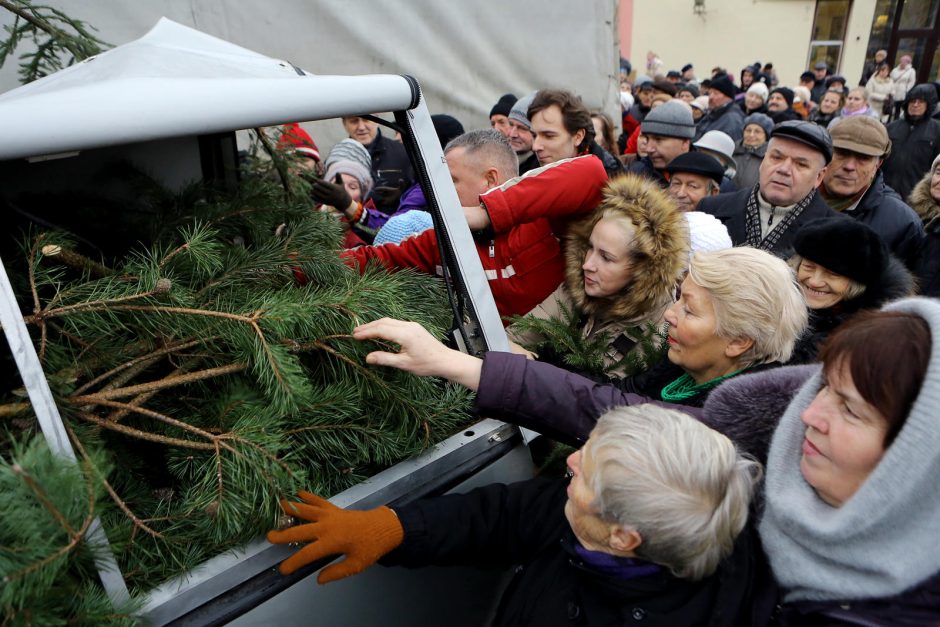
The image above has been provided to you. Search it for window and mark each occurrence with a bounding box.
[809,0,853,71]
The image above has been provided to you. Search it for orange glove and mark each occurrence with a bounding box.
[266,491,404,584]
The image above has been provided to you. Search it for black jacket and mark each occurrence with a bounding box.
[384,477,756,627]
[834,171,925,267]
[366,128,415,197]
[587,140,625,179]
[695,101,746,143]
[912,215,940,297]
[883,84,940,200]
[697,187,843,257]
[627,155,668,188]
[519,152,541,175]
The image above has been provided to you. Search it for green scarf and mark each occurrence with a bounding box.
[660,369,744,402]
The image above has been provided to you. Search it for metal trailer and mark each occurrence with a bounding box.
[0,19,536,625]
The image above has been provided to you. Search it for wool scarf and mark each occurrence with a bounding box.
[744,185,815,250]
[759,297,940,603]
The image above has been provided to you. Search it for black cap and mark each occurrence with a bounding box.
[770,120,833,163]
[681,63,694,73]
[709,75,737,99]
[489,93,517,118]
[431,114,465,149]
[667,70,682,78]
[793,217,887,285]
[771,87,795,106]
[800,71,816,83]
[664,152,725,184]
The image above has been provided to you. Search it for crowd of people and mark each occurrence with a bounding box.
[264,50,940,625]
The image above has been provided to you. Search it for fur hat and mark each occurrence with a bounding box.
[564,174,689,321]
[709,75,737,99]
[793,217,888,286]
[277,123,320,161]
[792,86,812,105]
[489,93,517,119]
[640,100,696,138]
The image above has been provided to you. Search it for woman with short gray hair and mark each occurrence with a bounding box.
[269,404,762,624]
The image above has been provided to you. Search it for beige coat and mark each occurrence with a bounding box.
[508,174,688,377]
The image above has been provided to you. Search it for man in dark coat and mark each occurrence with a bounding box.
[882,83,940,200]
[698,121,843,257]
[342,115,415,213]
[819,115,924,266]
[694,75,745,142]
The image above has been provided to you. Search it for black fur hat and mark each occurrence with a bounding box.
[793,217,888,286]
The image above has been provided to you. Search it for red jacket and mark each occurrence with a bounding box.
[342,156,608,322]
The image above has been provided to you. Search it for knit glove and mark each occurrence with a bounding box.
[309,176,353,210]
[267,491,404,584]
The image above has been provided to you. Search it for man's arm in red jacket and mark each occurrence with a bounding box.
[480,155,608,235]
[341,228,442,275]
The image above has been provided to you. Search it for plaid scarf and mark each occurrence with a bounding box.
[744,185,816,251]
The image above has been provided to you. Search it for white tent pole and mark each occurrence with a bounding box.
[0,254,130,606]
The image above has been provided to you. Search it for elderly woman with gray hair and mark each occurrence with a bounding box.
[268,404,762,625]
[347,247,806,449]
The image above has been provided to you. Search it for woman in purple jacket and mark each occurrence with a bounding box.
[353,247,807,445]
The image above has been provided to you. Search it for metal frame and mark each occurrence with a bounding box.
[0,18,520,623]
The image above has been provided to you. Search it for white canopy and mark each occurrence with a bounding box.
[0,18,416,160]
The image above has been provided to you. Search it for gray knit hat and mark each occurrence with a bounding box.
[744,113,774,140]
[508,91,537,129]
[640,100,696,138]
[324,138,372,174]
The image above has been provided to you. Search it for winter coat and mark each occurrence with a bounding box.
[788,255,915,364]
[809,109,839,127]
[518,152,540,175]
[833,105,880,122]
[473,350,784,453]
[586,140,624,179]
[769,108,802,124]
[695,101,746,143]
[883,84,940,200]
[384,477,757,627]
[343,156,607,320]
[890,65,917,101]
[708,366,940,626]
[509,175,688,377]
[828,171,925,266]
[865,75,894,118]
[909,169,940,224]
[627,155,668,188]
[365,129,415,201]
[912,216,940,297]
[697,187,842,258]
[732,140,765,190]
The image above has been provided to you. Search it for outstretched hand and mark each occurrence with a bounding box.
[267,491,403,584]
[352,318,483,391]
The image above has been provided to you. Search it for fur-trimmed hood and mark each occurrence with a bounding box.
[909,171,940,224]
[564,174,689,321]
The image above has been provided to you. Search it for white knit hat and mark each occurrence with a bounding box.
[685,211,732,261]
[747,82,769,102]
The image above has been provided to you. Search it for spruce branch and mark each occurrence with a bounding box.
[72,362,247,402]
[3,459,95,584]
[65,423,163,540]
